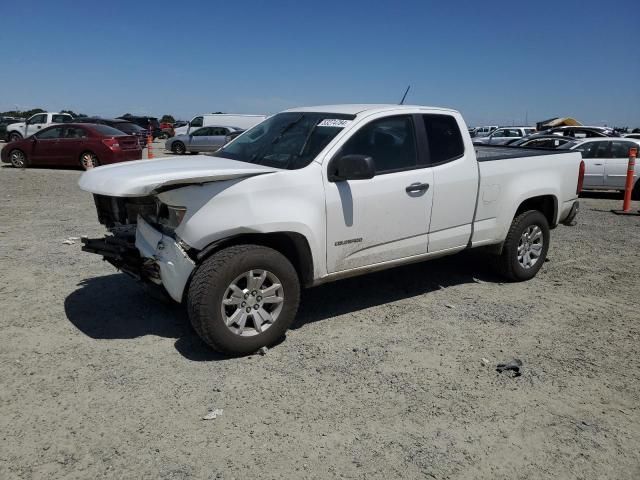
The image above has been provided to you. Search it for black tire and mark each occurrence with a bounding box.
[9,149,27,168]
[496,210,550,282]
[171,141,186,154]
[9,132,23,142]
[187,245,301,355]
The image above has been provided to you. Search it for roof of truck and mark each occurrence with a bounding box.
[284,104,458,115]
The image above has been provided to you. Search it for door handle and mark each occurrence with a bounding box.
[594,163,603,166]
[405,182,430,193]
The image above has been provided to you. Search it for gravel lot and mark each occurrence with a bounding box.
[1,143,639,479]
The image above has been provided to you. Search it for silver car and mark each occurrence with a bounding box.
[473,127,536,145]
[165,126,243,154]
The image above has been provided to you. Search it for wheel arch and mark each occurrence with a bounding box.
[515,194,558,228]
[185,232,315,300]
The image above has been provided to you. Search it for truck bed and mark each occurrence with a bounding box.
[475,145,562,162]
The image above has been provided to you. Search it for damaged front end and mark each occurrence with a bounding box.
[82,194,195,302]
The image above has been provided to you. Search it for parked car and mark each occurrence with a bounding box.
[559,138,640,197]
[623,133,640,140]
[165,126,244,154]
[541,126,620,138]
[5,112,74,142]
[509,135,576,149]
[79,104,582,355]
[472,127,536,145]
[472,125,498,138]
[1,116,23,141]
[118,115,162,139]
[74,117,149,148]
[1,123,142,169]
[174,114,267,136]
[159,122,175,139]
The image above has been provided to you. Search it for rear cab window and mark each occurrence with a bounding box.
[52,114,74,123]
[421,114,464,165]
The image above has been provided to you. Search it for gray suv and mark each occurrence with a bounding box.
[473,127,536,145]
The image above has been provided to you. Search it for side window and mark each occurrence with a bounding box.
[422,114,464,164]
[64,127,88,139]
[35,127,64,139]
[52,114,72,123]
[29,114,47,125]
[190,116,204,128]
[573,142,598,158]
[341,115,417,174]
[594,141,611,158]
[611,141,634,158]
[492,129,506,138]
[191,127,210,136]
[211,127,228,136]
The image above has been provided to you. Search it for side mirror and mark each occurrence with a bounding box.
[328,154,375,182]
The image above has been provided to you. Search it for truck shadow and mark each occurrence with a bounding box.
[293,252,498,329]
[64,252,500,361]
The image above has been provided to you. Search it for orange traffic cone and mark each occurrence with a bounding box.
[147,134,154,159]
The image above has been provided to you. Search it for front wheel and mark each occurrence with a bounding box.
[9,132,23,142]
[496,210,550,281]
[171,141,186,154]
[9,149,27,168]
[187,245,301,355]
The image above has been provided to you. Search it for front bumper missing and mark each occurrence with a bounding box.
[82,217,195,303]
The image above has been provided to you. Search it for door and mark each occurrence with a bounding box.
[187,116,204,135]
[206,127,229,150]
[324,115,434,273]
[573,141,608,188]
[58,126,89,165]
[188,127,213,152]
[25,113,47,137]
[30,126,66,165]
[606,140,639,189]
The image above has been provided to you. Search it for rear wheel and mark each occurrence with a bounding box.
[187,245,301,355]
[9,149,27,168]
[9,132,23,142]
[496,210,550,281]
[80,151,100,170]
[171,141,186,154]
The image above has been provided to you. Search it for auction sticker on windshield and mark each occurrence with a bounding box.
[318,119,352,128]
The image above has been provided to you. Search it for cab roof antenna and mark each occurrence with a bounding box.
[399,85,411,105]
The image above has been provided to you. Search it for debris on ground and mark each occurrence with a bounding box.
[481,358,490,367]
[496,358,523,376]
[202,409,223,420]
[68,237,80,241]
[258,346,268,355]
[445,304,456,309]
[62,239,75,245]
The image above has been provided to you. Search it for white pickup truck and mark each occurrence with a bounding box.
[79,104,583,355]
[6,112,74,142]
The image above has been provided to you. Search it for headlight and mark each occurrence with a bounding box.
[157,203,187,230]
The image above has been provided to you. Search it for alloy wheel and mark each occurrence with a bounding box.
[518,225,543,269]
[220,269,284,337]
[10,150,26,168]
[81,153,99,170]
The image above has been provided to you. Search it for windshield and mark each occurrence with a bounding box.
[558,140,581,150]
[213,112,355,169]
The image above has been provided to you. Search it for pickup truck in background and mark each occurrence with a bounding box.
[79,104,583,355]
[6,112,74,142]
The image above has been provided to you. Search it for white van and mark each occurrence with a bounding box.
[175,114,267,136]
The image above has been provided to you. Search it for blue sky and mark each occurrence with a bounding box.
[1,0,638,127]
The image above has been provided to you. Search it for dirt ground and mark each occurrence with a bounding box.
[0,145,639,480]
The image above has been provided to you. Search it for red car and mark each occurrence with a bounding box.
[1,123,142,169]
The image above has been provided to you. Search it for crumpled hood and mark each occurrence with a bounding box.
[78,155,280,197]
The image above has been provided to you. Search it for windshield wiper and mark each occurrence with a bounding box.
[271,114,305,145]
[250,114,305,164]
